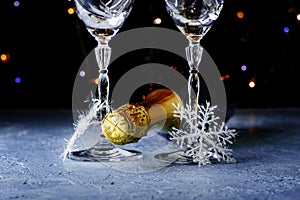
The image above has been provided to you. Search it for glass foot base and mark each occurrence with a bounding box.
[154,150,195,164]
[67,147,143,162]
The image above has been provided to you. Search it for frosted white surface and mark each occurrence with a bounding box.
[0,109,299,199]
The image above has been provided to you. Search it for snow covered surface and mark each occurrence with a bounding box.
[0,108,299,199]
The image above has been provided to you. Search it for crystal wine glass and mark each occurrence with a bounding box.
[155,0,224,164]
[67,0,141,162]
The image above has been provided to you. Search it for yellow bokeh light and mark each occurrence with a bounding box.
[93,78,99,85]
[1,53,9,62]
[237,11,244,19]
[249,80,255,88]
[1,54,7,61]
[68,7,75,15]
[297,14,300,21]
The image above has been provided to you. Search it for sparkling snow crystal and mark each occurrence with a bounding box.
[169,101,238,165]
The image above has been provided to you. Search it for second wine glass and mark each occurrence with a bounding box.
[67,0,142,162]
[155,0,224,164]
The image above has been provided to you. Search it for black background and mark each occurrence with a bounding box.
[0,0,299,109]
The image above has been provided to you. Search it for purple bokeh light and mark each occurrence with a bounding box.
[241,65,247,71]
[79,70,85,77]
[14,1,20,7]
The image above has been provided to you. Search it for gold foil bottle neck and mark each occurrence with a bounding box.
[101,89,183,145]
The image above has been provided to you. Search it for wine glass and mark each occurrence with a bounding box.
[155,0,224,164]
[67,0,142,162]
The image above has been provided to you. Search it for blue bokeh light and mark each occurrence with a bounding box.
[15,77,21,84]
[283,27,289,33]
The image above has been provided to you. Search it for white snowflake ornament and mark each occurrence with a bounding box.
[169,101,238,166]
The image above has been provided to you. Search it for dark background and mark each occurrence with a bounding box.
[0,0,299,109]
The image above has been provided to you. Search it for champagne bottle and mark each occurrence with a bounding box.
[101,89,183,145]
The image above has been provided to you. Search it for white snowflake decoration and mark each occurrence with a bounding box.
[169,101,238,165]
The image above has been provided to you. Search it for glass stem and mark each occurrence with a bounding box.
[185,41,203,131]
[95,41,113,148]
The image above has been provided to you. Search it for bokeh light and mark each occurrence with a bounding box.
[79,70,85,77]
[1,53,10,63]
[236,11,244,19]
[68,7,75,15]
[297,14,300,21]
[283,27,289,33]
[220,74,230,81]
[15,77,21,84]
[241,65,247,71]
[249,80,255,88]
[153,18,162,25]
[13,1,20,7]
[93,78,98,85]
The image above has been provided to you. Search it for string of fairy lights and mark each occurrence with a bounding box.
[1,0,300,107]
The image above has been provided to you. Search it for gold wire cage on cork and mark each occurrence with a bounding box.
[101,88,183,145]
